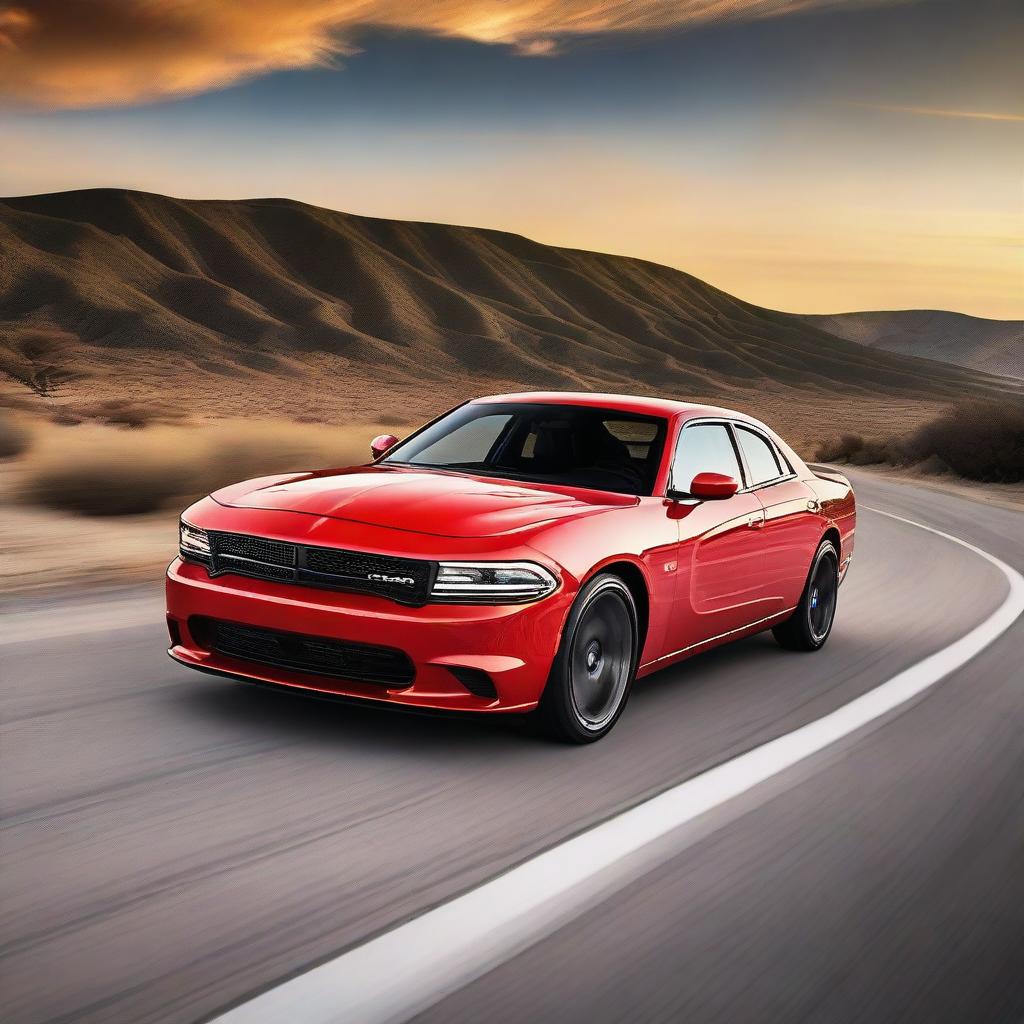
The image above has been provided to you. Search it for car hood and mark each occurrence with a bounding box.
[211,466,636,538]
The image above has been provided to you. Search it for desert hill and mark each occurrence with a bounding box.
[800,310,1022,379]
[1,189,1019,452]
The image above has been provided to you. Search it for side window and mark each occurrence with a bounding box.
[735,427,784,486]
[404,414,511,465]
[671,424,742,493]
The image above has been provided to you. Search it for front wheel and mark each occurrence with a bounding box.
[534,574,638,743]
[772,538,839,651]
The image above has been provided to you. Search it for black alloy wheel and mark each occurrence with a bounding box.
[535,574,638,743]
[772,538,839,651]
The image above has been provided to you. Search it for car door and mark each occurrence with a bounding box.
[664,421,771,656]
[732,424,823,614]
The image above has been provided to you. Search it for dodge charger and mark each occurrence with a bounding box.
[167,392,856,742]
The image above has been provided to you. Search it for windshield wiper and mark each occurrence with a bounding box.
[383,461,547,483]
[381,460,499,478]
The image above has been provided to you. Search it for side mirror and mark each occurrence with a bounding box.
[689,472,740,500]
[370,433,400,460]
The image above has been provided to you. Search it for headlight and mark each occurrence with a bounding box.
[179,519,212,566]
[430,561,558,603]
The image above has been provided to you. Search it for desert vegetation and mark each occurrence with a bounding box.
[813,433,897,467]
[55,398,190,429]
[0,410,31,459]
[15,418,389,516]
[7,397,1023,522]
[816,401,1024,483]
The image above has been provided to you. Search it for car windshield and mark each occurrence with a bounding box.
[381,402,668,496]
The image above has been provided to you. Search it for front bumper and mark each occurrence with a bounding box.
[166,558,572,712]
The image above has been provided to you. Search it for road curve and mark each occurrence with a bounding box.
[2,471,1022,1024]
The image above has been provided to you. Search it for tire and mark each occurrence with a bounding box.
[772,538,839,652]
[534,573,639,743]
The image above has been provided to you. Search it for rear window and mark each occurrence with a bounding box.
[735,427,784,486]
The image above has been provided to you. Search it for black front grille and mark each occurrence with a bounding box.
[190,617,415,688]
[205,531,435,605]
[217,533,295,567]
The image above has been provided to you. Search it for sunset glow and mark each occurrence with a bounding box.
[1,0,1020,318]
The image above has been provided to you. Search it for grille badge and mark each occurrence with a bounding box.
[368,573,416,586]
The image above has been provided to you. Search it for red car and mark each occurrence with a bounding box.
[167,393,855,742]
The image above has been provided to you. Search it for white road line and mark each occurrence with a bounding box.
[212,507,1024,1024]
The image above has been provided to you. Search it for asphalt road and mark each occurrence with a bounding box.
[2,471,1022,1024]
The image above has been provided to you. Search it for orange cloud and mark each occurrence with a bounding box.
[0,0,902,108]
[857,102,1024,123]
[0,5,33,51]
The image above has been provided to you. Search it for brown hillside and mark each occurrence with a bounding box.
[1,188,1019,453]
[799,310,1023,380]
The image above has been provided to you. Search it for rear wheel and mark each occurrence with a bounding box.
[534,574,638,743]
[772,538,839,651]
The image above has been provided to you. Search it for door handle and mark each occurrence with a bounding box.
[747,515,765,529]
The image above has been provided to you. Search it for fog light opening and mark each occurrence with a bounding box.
[166,616,182,648]
[447,666,498,699]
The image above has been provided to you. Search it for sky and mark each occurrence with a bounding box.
[1,0,1021,318]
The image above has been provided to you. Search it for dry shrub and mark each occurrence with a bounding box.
[815,433,897,466]
[814,434,864,463]
[190,421,373,495]
[51,411,84,426]
[71,398,187,428]
[20,418,393,516]
[905,400,1024,482]
[814,401,1024,482]
[0,410,31,458]
[22,425,195,515]
[847,438,900,466]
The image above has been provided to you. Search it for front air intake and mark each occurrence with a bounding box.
[189,617,415,688]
